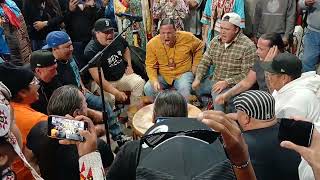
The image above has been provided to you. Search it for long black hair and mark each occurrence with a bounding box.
[153,90,188,122]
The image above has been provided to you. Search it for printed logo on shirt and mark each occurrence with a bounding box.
[142,125,169,148]
[267,0,280,14]
[107,55,122,68]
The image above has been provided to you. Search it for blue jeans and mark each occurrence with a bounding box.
[211,81,235,113]
[197,77,213,96]
[302,28,320,72]
[144,72,194,99]
[84,92,122,139]
[195,65,215,96]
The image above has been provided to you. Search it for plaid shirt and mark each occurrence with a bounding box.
[196,33,256,85]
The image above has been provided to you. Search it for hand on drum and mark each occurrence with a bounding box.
[212,81,228,94]
[153,81,162,92]
[115,90,128,102]
[191,79,200,90]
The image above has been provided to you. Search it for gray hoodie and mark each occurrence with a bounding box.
[299,0,320,32]
[254,0,296,38]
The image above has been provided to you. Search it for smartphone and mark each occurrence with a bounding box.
[278,118,314,147]
[48,115,88,142]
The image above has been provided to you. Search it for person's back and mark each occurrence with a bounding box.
[27,121,82,180]
[234,90,300,180]
[108,120,235,180]
[244,123,300,180]
[107,91,234,179]
[107,90,189,179]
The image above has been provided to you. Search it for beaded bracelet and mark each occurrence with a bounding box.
[231,159,250,169]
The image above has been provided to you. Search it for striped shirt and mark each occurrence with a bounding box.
[196,33,256,85]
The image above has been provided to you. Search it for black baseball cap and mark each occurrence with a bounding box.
[94,18,115,32]
[0,62,34,97]
[261,52,302,77]
[30,50,57,71]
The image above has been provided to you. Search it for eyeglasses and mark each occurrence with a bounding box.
[29,77,40,86]
[101,29,114,35]
[141,129,221,148]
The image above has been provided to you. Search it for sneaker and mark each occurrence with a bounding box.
[115,134,133,147]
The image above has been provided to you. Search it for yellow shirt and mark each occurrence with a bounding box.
[146,31,204,84]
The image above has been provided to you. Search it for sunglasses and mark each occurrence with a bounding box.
[101,29,114,34]
[141,129,221,148]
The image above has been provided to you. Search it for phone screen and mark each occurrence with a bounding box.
[48,116,88,142]
[278,118,314,147]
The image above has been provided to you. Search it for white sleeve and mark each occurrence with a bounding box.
[79,152,106,180]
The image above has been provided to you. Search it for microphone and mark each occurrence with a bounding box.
[115,13,143,22]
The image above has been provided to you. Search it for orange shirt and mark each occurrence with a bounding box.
[11,102,47,145]
[146,31,204,84]
[11,102,47,180]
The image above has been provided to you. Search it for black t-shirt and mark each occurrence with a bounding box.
[31,77,62,114]
[244,123,301,180]
[84,37,128,81]
[27,121,114,180]
[56,58,80,87]
[252,60,269,92]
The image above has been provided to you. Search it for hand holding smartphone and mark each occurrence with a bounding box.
[48,115,88,142]
[278,118,314,147]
